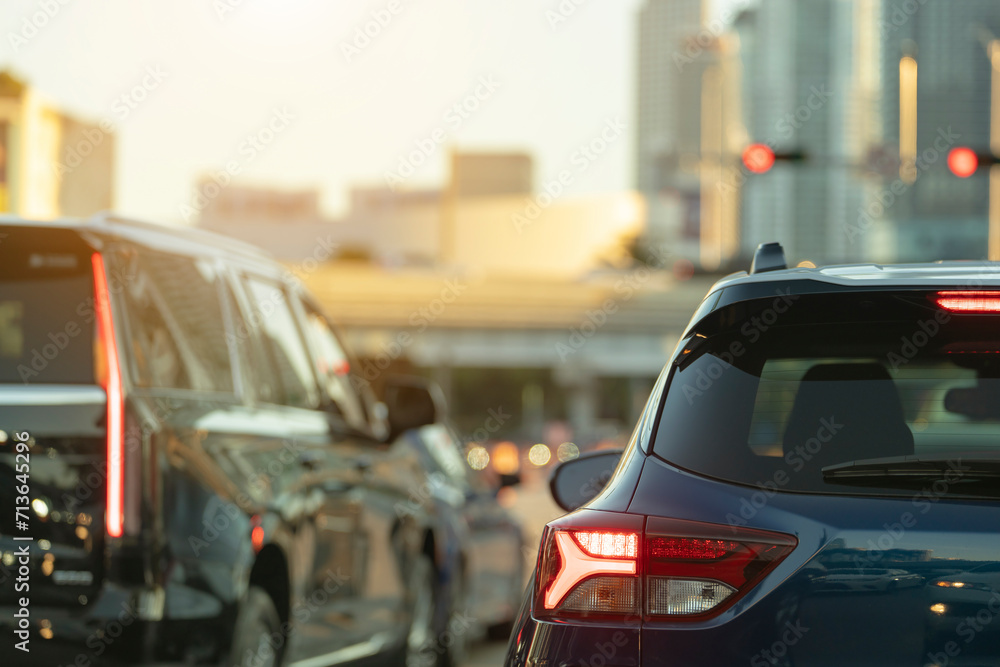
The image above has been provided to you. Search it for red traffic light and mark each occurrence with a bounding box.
[742,144,775,174]
[948,147,979,178]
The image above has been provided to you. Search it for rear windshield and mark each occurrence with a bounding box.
[0,227,95,384]
[652,291,1000,499]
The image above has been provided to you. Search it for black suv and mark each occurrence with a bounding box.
[0,214,462,667]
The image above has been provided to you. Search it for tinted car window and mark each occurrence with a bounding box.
[224,281,280,405]
[418,423,470,485]
[0,227,96,384]
[300,301,368,430]
[652,293,1000,498]
[118,249,234,393]
[0,277,95,384]
[244,277,319,409]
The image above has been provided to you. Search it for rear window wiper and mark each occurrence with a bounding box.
[822,455,1000,493]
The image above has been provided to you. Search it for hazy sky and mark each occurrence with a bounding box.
[0,0,736,224]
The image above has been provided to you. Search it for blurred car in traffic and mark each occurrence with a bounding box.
[400,421,526,643]
[925,563,1000,663]
[505,243,1000,667]
[0,213,472,667]
[809,568,923,594]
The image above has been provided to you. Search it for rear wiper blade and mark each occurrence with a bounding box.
[822,454,1000,483]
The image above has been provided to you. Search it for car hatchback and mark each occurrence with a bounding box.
[506,243,1000,667]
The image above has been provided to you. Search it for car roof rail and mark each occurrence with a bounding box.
[90,210,274,262]
[750,242,787,274]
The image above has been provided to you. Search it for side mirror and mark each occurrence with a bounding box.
[549,449,624,512]
[383,375,445,440]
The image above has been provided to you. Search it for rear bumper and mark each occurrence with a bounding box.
[505,616,640,667]
[503,575,948,667]
[506,610,866,667]
[505,613,809,667]
[504,587,640,667]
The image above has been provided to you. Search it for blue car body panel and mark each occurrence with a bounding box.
[509,452,1000,667]
[507,264,1000,667]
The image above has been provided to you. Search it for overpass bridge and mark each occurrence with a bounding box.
[295,264,716,442]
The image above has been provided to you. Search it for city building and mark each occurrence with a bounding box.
[635,0,708,264]
[871,0,1000,262]
[198,181,321,225]
[636,0,907,267]
[636,0,748,270]
[0,71,114,218]
[449,151,533,198]
[196,181,354,261]
[734,0,882,266]
[197,150,645,277]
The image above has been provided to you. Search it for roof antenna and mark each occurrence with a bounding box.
[750,242,787,274]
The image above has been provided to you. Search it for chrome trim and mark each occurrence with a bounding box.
[0,385,105,405]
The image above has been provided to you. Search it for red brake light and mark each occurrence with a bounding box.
[543,531,637,610]
[574,531,638,559]
[251,515,265,553]
[933,290,1000,313]
[648,537,739,560]
[535,513,796,622]
[644,524,795,618]
[92,253,125,538]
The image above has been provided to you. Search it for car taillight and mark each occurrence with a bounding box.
[535,511,644,622]
[92,253,125,539]
[933,290,1000,313]
[542,531,638,612]
[644,518,796,619]
[535,511,796,623]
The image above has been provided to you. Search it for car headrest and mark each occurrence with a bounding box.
[782,362,914,471]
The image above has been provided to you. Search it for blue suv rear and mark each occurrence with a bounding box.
[506,244,1000,667]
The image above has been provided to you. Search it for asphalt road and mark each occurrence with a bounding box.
[464,640,510,667]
